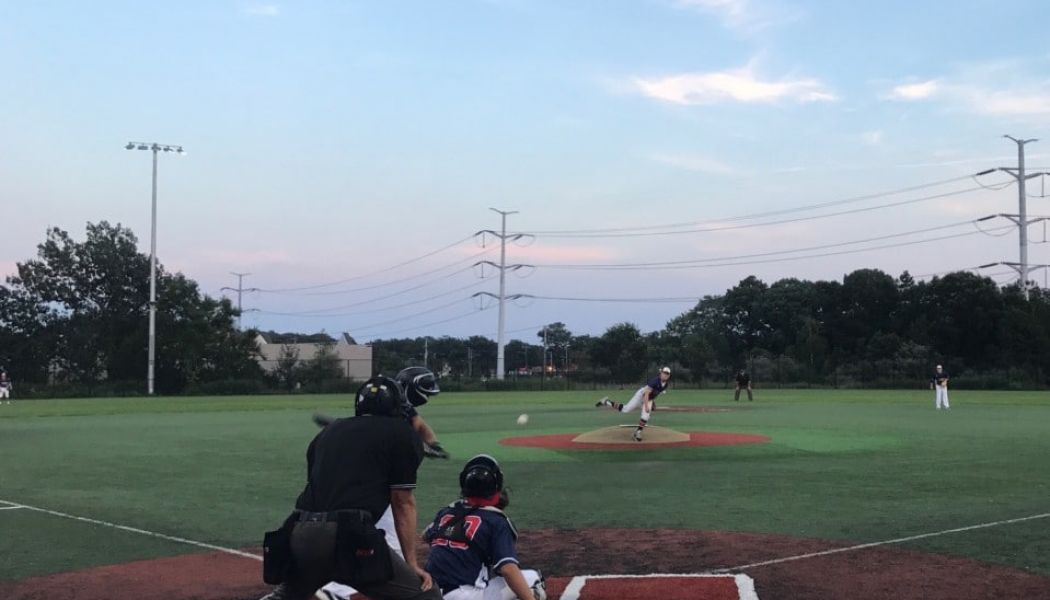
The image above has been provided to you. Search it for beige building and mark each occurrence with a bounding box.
[255,333,373,381]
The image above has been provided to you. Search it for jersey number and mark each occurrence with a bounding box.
[431,514,482,550]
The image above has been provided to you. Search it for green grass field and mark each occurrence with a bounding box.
[1,389,1049,583]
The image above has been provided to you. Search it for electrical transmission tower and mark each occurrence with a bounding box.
[976,136,1050,299]
[474,209,534,380]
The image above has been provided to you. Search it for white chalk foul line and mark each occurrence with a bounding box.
[715,511,1050,573]
[557,573,758,600]
[0,505,24,511]
[0,498,262,561]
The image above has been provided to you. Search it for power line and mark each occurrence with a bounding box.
[357,305,495,340]
[537,219,1001,270]
[255,279,491,317]
[255,234,477,293]
[526,185,1005,239]
[520,174,985,236]
[525,295,699,303]
[258,262,490,314]
[535,225,1014,272]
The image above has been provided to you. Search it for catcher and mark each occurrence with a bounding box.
[423,454,546,600]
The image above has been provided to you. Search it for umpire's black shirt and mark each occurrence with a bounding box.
[736,372,751,386]
[294,415,423,523]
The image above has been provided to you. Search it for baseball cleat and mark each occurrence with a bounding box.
[595,396,610,407]
[633,428,643,442]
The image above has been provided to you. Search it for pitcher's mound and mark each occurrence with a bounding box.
[573,425,689,445]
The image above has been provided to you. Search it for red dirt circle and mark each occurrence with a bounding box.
[499,431,771,450]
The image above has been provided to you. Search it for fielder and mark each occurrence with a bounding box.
[423,455,546,600]
[0,372,11,404]
[319,367,444,600]
[594,366,671,442]
[931,364,950,410]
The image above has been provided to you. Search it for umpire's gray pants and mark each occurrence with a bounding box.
[259,521,442,600]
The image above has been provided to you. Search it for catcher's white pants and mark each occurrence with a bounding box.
[0,388,9,399]
[443,568,544,600]
[619,386,652,421]
[935,386,950,409]
[320,507,403,599]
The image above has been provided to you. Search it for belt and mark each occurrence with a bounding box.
[294,509,372,523]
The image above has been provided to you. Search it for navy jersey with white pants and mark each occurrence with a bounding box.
[619,376,668,421]
[424,501,542,600]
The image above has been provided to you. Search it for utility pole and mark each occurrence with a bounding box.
[978,136,1050,299]
[424,337,429,369]
[474,210,534,380]
[125,141,185,395]
[221,272,258,329]
[467,345,473,379]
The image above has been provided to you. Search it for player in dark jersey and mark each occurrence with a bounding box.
[734,369,753,402]
[594,366,671,441]
[423,455,546,600]
[320,367,446,600]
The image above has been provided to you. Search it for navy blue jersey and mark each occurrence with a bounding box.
[645,376,668,400]
[424,501,519,590]
[933,371,949,385]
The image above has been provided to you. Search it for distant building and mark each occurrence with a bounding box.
[254,332,372,380]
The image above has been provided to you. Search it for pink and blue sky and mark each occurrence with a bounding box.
[3,0,1050,340]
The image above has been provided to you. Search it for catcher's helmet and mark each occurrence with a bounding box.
[459,454,504,498]
[396,366,440,407]
[354,376,404,417]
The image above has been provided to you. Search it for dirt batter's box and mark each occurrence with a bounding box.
[547,573,759,600]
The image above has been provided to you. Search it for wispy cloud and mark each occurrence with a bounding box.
[672,0,794,33]
[243,4,279,17]
[649,153,739,175]
[633,64,837,106]
[861,130,884,146]
[886,80,940,100]
[884,62,1050,117]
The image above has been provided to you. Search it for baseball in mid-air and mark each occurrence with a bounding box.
[516,414,529,426]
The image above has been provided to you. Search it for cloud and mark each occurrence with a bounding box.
[673,0,793,33]
[649,153,739,175]
[884,63,1050,117]
[861,131,884,146]
[633,65,837,106]
[886,80,940,100]
[243,4,279,16]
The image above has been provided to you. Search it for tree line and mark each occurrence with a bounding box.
[4,223,1050,396]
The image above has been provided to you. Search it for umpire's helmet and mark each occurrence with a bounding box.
[459,454,504,498]
[395,366,440,407]
[354,376,404,418]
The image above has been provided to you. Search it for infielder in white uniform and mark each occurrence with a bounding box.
[0,372,11,404]
[931,364,950,410]
[594,367,671,441]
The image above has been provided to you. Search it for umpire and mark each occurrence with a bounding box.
[259,376,442,600]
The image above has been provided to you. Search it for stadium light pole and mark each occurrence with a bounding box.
[126,141,185,395]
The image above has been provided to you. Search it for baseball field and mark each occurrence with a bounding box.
[1,389,1049,600]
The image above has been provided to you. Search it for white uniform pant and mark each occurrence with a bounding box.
[443,568,543,600]
[935,385,950,409]
[619,386,652,421]
[0,388,9,399]
[320,507,403,599]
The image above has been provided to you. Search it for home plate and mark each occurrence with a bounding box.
[558,573,759,600]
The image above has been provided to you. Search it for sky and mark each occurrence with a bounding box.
[3,0,1050,343]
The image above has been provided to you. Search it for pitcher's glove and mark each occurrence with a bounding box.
[424,441,450,459]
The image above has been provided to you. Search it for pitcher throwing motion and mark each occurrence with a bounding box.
[595,367,671,441]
